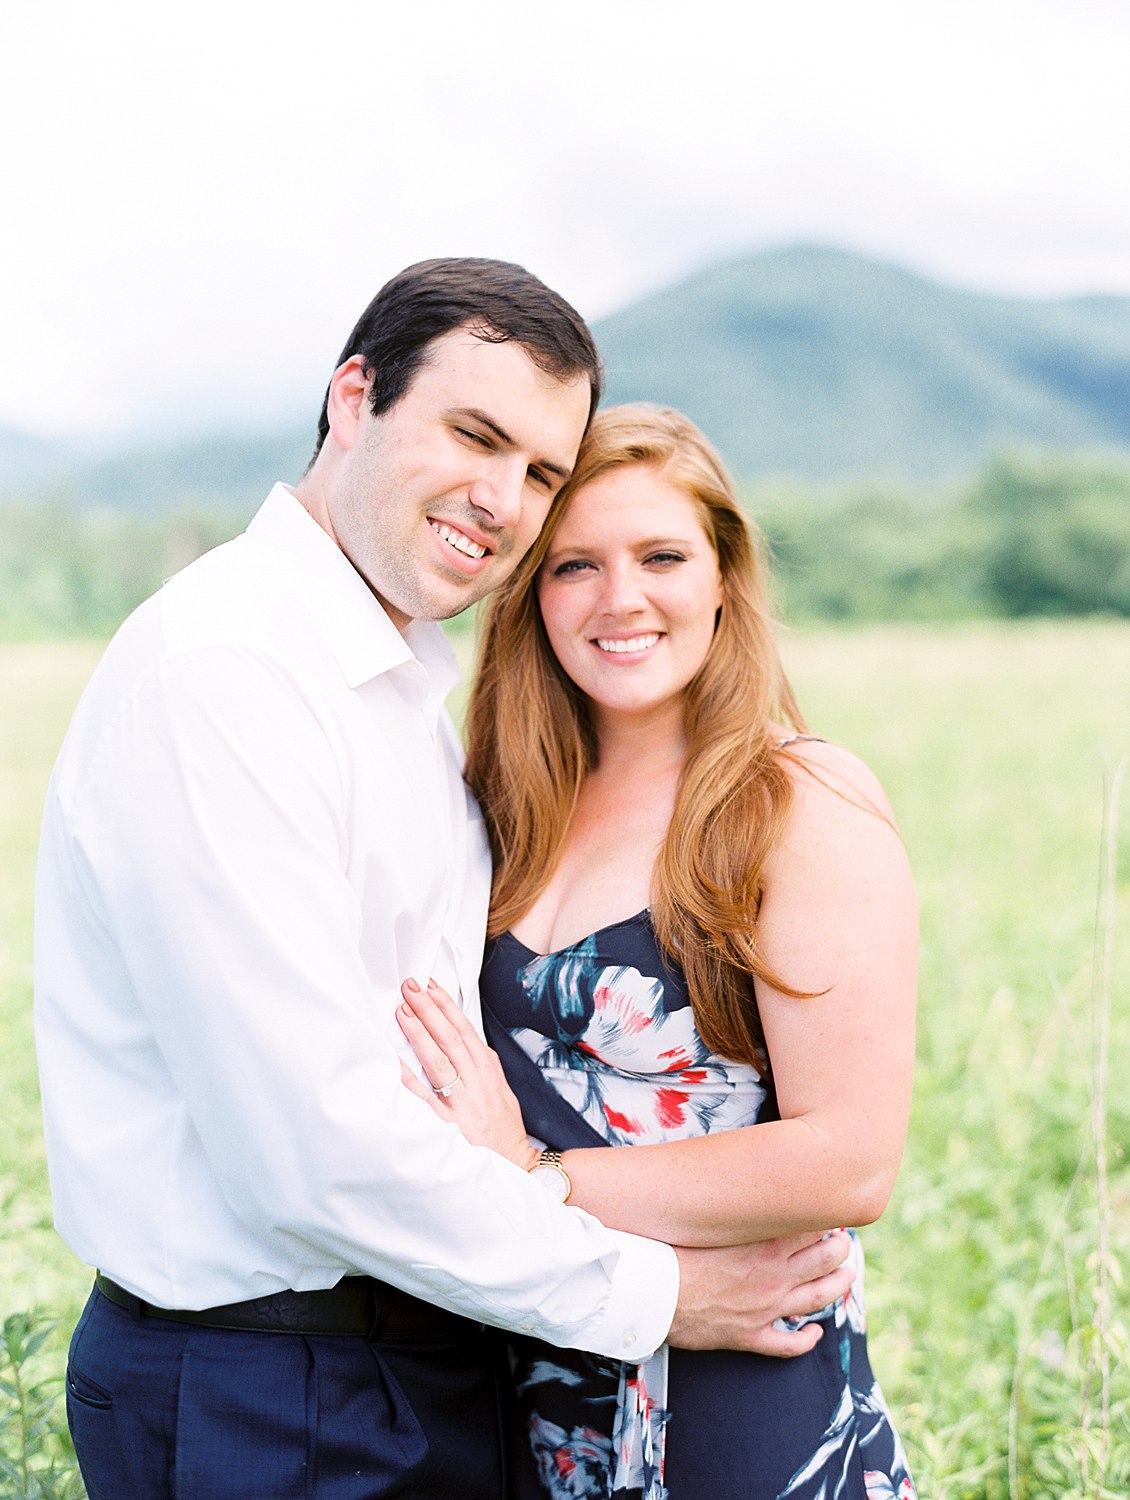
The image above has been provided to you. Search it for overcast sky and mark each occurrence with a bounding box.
[2,0,1128,440]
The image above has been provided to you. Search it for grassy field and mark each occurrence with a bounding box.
[2,623,1128,1497]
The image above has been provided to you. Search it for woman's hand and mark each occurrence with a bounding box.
[397,979,538,1172]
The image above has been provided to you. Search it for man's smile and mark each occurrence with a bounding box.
[429,519,492,561]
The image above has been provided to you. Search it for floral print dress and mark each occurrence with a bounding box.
[480,912,916,1500]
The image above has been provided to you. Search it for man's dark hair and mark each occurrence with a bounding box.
[310,257,602,463]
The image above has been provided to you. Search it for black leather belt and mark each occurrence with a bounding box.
[94,1272,481,1339]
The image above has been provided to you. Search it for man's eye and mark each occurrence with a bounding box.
[457,428,491,447]
[527,467,552,489]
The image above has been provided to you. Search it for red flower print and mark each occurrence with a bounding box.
[655,1088,689,1128]
[604,1104,645,1134]
[657,1047,692,1071]
[594,982,653,1036]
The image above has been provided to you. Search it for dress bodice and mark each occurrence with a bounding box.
[481,911,769,1146]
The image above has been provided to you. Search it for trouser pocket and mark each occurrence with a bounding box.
[66,1361,114,1410]
[66,1308,120,1500]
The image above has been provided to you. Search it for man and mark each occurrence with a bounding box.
[35,258,851,1499]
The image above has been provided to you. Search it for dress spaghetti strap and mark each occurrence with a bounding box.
[776,734,826,749]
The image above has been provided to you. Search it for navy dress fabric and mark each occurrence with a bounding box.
[481,913,916,1500]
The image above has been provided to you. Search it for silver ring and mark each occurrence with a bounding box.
[433,1073,462,1098]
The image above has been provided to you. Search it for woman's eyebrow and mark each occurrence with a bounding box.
[545,535,698,561]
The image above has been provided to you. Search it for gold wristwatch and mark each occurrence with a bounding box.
[528,1149,572,1203]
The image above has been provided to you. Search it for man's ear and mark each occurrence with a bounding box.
[325,355,372,450]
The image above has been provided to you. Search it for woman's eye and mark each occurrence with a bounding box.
[646,551,686,566]
[552,559,594,577]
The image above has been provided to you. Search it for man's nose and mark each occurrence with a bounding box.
[467,458,526,529]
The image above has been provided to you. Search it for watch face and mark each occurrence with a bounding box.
[530,1163,571,1202]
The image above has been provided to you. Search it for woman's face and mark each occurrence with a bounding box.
[536,463,724,730]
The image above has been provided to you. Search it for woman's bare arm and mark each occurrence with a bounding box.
[399,742,917,1247]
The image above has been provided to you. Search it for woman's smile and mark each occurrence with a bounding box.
[592,631,663,655]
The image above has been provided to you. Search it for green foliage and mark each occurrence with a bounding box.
[759,486,986,622]
[968,456,1130,616]
[0,1315,84,1499]
[756,452,1130,623]
[0,502,244,640]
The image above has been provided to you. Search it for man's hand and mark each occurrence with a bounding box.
[669,1230,855,1357]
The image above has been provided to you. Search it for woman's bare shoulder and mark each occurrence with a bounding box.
[762,734,915,931]
[774,733,895,823]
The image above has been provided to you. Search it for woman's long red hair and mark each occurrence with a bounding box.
[464,405,805,1072]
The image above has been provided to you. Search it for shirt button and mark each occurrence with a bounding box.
[622,1329,638,1349]
[520,1318,536,1333]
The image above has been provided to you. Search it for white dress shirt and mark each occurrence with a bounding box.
[34,485,677,1362]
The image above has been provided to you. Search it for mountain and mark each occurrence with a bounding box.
[0,425,316,516]
[53,428,317,515]
[595,245,1130,486]
[4,245,1130,507]
[0,426,80,488]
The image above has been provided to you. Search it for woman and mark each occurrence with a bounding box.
[398,405,918,1499]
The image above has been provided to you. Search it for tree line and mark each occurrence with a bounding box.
[762,452,1130,622]
[2,452,1129,640]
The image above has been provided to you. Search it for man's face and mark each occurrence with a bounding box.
[327,327,592,628]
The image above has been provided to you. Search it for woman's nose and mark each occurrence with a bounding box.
[598,563,646,613]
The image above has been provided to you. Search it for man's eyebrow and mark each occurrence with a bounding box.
[451,407,571,480]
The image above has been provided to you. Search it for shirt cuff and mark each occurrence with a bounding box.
[582,1232,680,1363]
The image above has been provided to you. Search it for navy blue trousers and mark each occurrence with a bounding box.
[67,1285,510,1499]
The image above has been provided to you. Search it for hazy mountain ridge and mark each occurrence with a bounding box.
[597,246,1130,485]
[0,425,317,517]
[0,427,83,487]
[5,244,1130,508]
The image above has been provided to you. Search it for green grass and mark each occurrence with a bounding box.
[1,644,104,1326]
[781,620,1130,1496]
[1,643,103,1500]
[2,624,1128,1497]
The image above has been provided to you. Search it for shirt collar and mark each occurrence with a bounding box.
[246,485,461,707]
